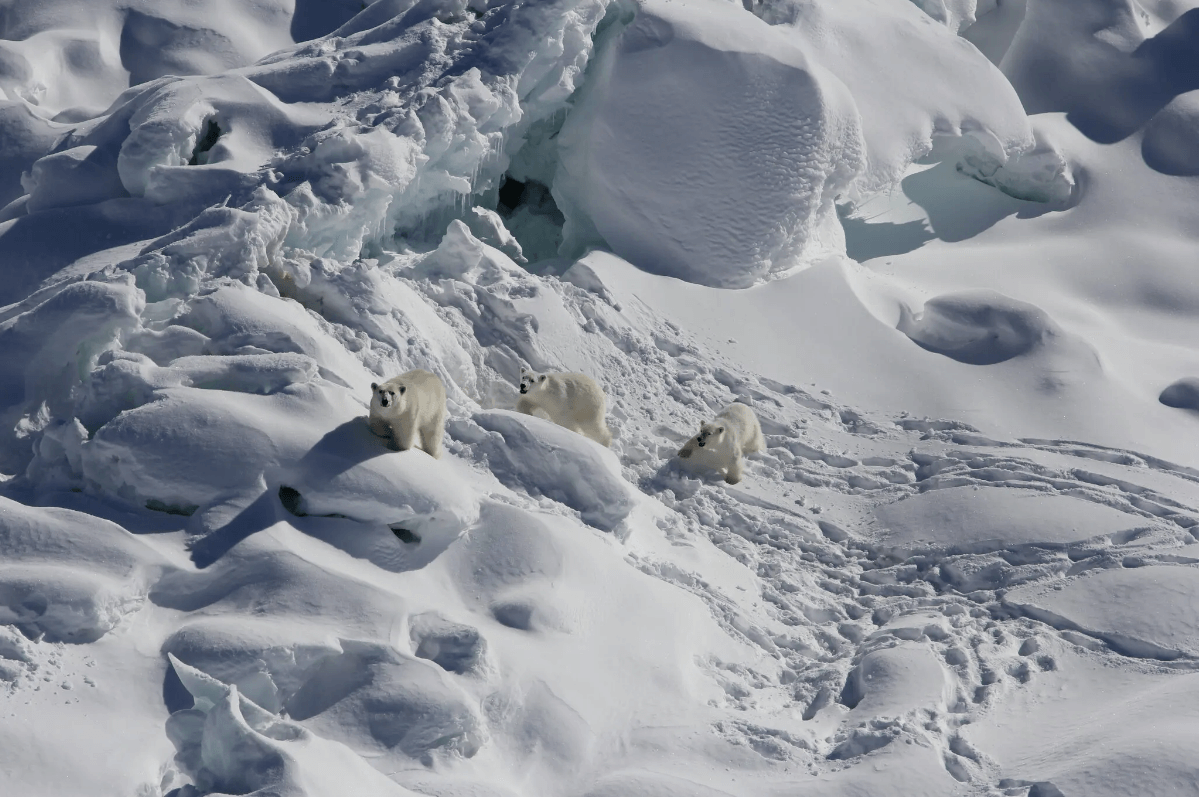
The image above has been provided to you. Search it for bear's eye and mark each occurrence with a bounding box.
[717,427,724,433]
[539,375,546,382]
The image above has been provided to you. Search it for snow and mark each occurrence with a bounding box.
[2,0,1199,795]
[872,485,1148,556]
[555,0,865,287]
[466,411,635,531]
[1142,90,1199,176]
[1007,566,1199,659]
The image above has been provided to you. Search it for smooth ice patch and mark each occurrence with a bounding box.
[872,486,1145,556]
[1006,565,1199,659]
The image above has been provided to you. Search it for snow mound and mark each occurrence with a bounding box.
[755,0,1047,197]
[465,410,635,531]
[0,275,144,472]
[80,384,330,513]
[555,0,865,287]
[839,643,952,719]
[1143,91,1199,175]
[408,611,491,676]
[115,75,317,205]
[285,640,486,758]
[0,0,307,121]
[163,618,344,714]
[283,416,480,564]
[447,502,578,633]
[0,104,59,208]
[873,486,1144,557]
[1159,377,1199,410]
[21,145,126,213]
[1007,566,1199,659]
[0,497,164,641]
[897,290,1072,365]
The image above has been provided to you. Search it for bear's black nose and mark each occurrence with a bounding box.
[519,385,527,394]
[381,397,389,407]
[698,439,705,447]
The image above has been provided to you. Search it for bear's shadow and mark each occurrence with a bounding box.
[641,457,733,497]
[294,416,394,481]
[188,417,397,567]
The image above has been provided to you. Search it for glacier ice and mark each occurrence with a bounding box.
[555,0,866,287]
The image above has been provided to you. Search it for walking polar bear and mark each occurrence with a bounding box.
[516,367,613,447]
[678,403,764,484]
[369,369,447,458]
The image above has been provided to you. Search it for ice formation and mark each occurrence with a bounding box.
[2,0,1199,795]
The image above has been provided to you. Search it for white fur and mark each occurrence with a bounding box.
[516,367,613,447]
[369,369,447,458]
[677,403,764,484]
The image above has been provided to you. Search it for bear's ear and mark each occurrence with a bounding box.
[399,385,406,394]
[539,374,546,382]
[370,382,378,391]
[520,367,528,374]
[717,427,724,434]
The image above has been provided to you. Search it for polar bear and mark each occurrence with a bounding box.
[516,367,613,447]
[677,403,765,484]
[369,369,447,458]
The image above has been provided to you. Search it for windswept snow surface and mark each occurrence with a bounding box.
[2,0,1199,795]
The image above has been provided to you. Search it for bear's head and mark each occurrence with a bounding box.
[518,367,546,395]
[371,381,406,410]
[696,422,725,448]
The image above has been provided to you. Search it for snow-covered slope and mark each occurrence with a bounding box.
[2,0,1199,795]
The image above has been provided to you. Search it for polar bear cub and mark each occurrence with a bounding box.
[516,367,613,447]
[677,403,765,484]
[369,369,447,458]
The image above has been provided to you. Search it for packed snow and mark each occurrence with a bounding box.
[2,0,1199,795]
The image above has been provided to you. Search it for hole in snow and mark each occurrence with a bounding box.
[145,499,198,517]
[188,118,221,166]
[494,174,564,266]
[390,525,421,544]
[497,176,526,212]
[278,485,306,516]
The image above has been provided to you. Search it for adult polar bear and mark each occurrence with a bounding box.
[369,369,447,458]
[516,367,613,447]
[678,403,764,484]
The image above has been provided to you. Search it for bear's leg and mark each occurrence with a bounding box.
[583,418,612,447]
[678,441,695,459]
[393,421,418,452]
[724,445,745,484]
[421,415,445,459]
[369,416,391,439]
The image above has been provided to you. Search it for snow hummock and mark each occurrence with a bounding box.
[555,0,865,287]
